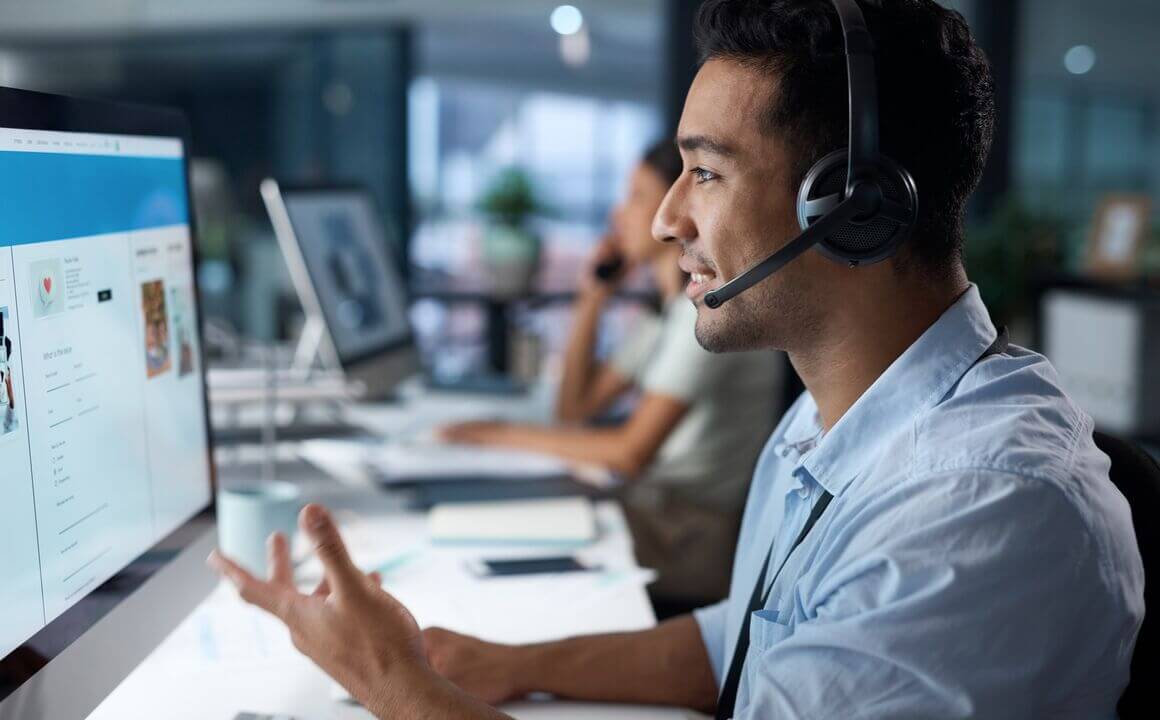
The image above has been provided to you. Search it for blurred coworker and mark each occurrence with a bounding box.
[440,140,780,606]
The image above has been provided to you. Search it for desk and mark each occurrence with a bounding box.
[87,445,692,718]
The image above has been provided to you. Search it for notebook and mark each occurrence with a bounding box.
[428,497,598,545]
[370,441,572,483]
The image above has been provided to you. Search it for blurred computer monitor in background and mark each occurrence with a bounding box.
[261,180,421,401]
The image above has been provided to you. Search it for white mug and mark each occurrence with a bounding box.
[216,481,302,577]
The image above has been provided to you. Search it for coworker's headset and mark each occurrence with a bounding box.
[702,0,918,310]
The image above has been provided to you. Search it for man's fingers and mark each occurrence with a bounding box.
[208,550,294,621]
[300,504,361,593]
[312,569,379,598]
[312,576,331,597]
[268,532,293,586]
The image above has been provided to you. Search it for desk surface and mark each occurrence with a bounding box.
[87,464,689,719]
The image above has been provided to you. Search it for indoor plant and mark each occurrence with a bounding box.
[478,167,544,297]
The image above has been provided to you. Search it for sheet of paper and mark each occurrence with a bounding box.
[297,438,381,486]
[294,503,657,643]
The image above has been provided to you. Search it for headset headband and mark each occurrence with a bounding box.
[831,0,879,189]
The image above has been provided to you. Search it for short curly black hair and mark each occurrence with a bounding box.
[694,0,995,277]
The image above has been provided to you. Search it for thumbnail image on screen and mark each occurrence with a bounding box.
[141,279,172,378]
[0,307,19,437]
[171,284,196,378]
[28,258,64,319]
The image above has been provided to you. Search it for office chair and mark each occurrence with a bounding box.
[1093,431,1159,719]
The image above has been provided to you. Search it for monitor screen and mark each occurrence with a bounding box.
[279,188,412,365]
[0,127,212,663]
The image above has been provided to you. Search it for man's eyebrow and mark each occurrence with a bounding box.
[677,134,739,158]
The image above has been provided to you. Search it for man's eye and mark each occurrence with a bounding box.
[690,167,719,184]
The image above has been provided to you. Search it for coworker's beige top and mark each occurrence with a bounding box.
[611,297,781,512]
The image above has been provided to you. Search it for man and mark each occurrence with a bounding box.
[210,1,1145,718]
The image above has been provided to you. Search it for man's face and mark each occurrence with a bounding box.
[653,58,827,353]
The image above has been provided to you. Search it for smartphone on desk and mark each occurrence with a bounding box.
[466,555,598,578]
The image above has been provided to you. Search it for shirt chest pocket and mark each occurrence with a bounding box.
[749,607,796,651]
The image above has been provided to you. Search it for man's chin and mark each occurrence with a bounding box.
[694,318,742,354]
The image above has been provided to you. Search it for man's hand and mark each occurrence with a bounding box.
[437,420,512,445]
[423,627,523,705]
[208,504,437,718]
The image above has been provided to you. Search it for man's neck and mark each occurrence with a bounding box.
[790,271,970,431]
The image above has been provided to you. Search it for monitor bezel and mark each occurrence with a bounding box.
[0,85,217,711]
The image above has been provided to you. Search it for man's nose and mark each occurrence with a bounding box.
[652,178,694,245]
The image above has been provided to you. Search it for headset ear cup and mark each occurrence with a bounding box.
[796,148,918,266]
[797,149,849,231]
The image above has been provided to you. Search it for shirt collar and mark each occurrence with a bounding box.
[800,284,997,496]
[771,409,826,499]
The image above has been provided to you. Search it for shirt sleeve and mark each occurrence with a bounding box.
[608,310,662,383]
[737,469,1140,720]
[638,299,728,403]
[693,599,729,687]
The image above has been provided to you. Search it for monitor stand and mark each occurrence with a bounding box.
[290,312,341,376]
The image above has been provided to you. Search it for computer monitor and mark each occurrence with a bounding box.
[0,87,217,719]
[261,180,420,400]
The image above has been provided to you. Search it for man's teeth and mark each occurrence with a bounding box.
[692,272,712,285]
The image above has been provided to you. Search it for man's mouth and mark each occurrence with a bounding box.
[687,271,719,297]
[679,255,719,300]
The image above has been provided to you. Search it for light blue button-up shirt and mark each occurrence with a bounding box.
[695,285,1144,719]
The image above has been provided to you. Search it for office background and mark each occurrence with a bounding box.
[0,0,1155,442]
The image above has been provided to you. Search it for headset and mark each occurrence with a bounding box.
[702,0,919,310]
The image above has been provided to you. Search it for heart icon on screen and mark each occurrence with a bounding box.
[38,274,57,306]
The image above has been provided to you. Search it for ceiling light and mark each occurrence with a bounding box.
[550,5,584,36]
[1064,45,1096,75]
